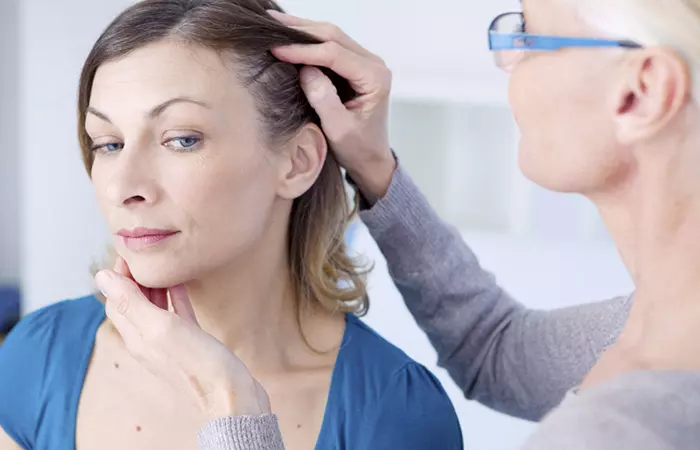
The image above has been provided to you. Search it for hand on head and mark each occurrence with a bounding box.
[267,9,396,204]
[94,258,271,419]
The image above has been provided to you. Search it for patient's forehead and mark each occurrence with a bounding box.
[90,39,255,120]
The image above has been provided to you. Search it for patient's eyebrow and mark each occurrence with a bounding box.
[86,97,212,124]
[86,107,112,124]
[147,97,212,118]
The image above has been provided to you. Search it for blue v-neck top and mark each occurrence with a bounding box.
[0,295,463,449]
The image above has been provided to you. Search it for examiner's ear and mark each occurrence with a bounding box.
[613,48,691,144]
[275,123,327,199]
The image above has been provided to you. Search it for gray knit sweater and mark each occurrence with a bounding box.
[197,164,700,449]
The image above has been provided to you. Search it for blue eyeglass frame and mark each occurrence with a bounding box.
[487,12,642,52]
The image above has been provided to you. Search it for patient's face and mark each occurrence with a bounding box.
[87,40,282,287]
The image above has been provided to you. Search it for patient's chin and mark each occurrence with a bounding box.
[125,258,189,289]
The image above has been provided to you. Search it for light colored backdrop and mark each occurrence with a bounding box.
[0,0,20,285]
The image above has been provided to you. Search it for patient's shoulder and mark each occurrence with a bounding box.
[1,295,104,350]
[0,294,104,385]
[336,315,463,448]
[343,314,417,370]
[0,295,104,447]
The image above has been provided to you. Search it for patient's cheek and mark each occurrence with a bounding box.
[177,149,277,219]
[169,154,278,259]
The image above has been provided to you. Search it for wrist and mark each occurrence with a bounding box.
[347,154,396,206]
[201,384,239,420]
[201,377,271,421]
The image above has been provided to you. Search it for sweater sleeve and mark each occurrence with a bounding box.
[521,370,700,450]
[196,364,464,450]
[356,162,632,420]
[197,415,285,450]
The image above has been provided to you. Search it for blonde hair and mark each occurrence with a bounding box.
[570,0,700,102]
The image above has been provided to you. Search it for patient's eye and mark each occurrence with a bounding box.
[91,141,124,154]
[163,135,202,152]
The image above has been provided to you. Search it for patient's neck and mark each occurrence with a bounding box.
[183,232,338,375]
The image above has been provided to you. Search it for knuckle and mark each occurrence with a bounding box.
[373,54,387,67]
[320,41,341,62]
[378,66,393,92]
[115,292,130,315]
[326,23,343,40]
[308,79,337,103]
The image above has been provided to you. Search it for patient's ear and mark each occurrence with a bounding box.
[275,123,327,199]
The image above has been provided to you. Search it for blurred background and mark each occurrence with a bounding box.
[0,0,634,448]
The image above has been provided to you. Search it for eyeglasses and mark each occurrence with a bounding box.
[488,12,642,72]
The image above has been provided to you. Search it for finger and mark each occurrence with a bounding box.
[113,256,145,295]
[113,257,168,309]
[289,25,380,61]
[114,256,131,277]
[169,285,199,326]
[96,269,164,330]
[268,8,376,57]
[151,288,169,311]
[271,42,382,94]
[100,272,141,349]
[299,67,355,136]
[266,9,312,26]
[266,11,379,61]
[105,301,141,348]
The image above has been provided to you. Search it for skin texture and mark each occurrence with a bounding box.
[66,39,346,450]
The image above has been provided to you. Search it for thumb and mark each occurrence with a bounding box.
[169,284,199,326]
[300,66,353,138]
[96,269,161,329]
[114,256,132,278]
[112,256,168,310]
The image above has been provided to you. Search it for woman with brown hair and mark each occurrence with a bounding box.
[0,1,463,449]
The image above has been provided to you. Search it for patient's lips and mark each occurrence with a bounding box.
[117,227,179,251]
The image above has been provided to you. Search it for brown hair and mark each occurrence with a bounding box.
[79,0,370,316]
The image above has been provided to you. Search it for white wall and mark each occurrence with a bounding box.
[279,0,516,104]
[0,0,20,284]
[19,0,123,311]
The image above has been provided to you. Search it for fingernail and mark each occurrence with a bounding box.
[96,270,114,282]
[95,271,114,295]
